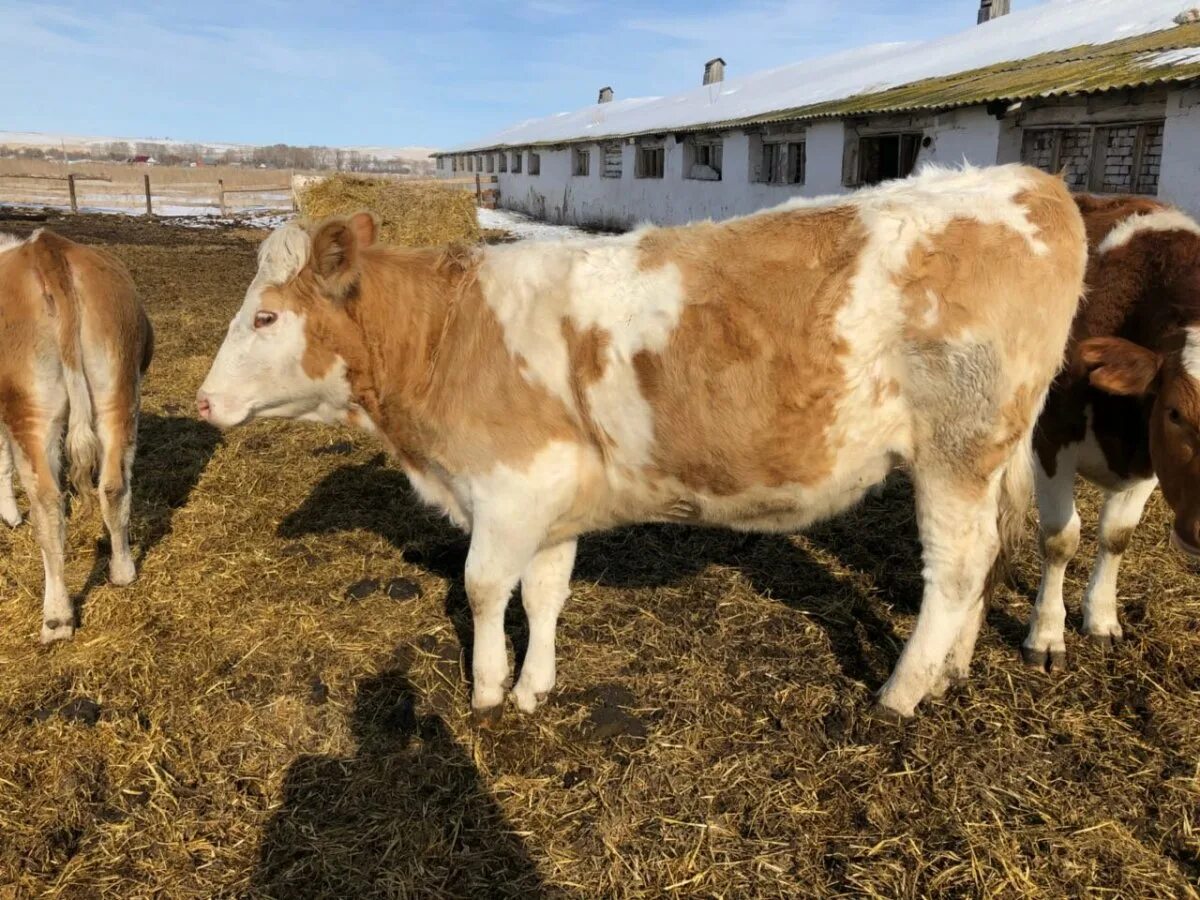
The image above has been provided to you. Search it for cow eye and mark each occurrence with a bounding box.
[1168,407,1182,425]
[254,311,278,329]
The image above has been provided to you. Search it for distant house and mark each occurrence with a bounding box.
[435,1,1200,227]
[127,155,157,166]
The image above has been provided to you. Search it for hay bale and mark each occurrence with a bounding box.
[297,174,479,247]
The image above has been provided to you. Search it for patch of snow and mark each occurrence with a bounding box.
[477,207,588,240]
[1141,45,1200,65]
[447,0,1195,151]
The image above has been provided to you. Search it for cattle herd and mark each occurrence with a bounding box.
[2,162,1197,725]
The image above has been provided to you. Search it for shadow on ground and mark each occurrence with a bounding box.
[279,457,1030,690]
[250,657,559,899]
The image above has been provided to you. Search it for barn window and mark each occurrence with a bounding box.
[685,135,723,181]
[466,156,474,173]
[497,151,507,174]
[751,133,806,185]
[436,157,445,171]
[848,133,921,186]
[511,150,522,174]
[486,154,495,174]
[602,143,622,178]
[476,155,485,173]
[528,151,541,175]
[1021,122,1164,195]
[573,147,591,176]
[636,142,665,179]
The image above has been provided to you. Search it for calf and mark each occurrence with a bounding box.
[199,164,1086,719]
[0,229,153,641]
[1023,195,1200,668]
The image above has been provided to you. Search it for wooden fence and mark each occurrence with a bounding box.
[0,172,295,216]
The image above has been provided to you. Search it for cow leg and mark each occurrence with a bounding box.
[1082,478,1156,648]
[0,431,20,527]
[1022,453,1079,671]
[940,592,987,692]
[464,519,546,723]
[95,396,139,586]
[512,539,577,713]
[10,413,73,642]
[877,475,1000,717]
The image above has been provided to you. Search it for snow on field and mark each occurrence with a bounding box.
[449,0,1197,150]
[478,206,590,240]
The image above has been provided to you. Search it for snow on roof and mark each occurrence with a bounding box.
[446,0,1198,152]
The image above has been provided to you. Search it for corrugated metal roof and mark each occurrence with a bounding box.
[440,21,1200,153]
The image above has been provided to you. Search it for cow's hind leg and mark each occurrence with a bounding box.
[0,431,21,527]
[877,473,1000,717]
[95,393,138,586]
[1082,478,1156,648]
[1022,453,1079,671]
[10,410,73,641]
[513,539,577,713]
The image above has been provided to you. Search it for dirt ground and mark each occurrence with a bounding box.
[0,209,1197,899]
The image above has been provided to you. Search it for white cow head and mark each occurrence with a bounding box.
[197,212,377,429]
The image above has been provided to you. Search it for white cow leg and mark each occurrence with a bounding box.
[941,590,987,691]
[1022,452,1079,671]
[0,431,20,527]
[1082,478,1156,648]
[513,539,577,713]
[877,474,1000,717]
[463,519,544,724]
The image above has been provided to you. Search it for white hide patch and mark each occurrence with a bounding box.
[0,232,25,253]
[1098,208,1200,255]
[1183,327,1200,380]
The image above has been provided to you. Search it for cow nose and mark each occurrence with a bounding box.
[196,392,212,421]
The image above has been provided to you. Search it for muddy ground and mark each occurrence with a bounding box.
[0,208,1197,898]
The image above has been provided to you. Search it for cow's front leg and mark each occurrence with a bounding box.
[877,474,999,717]
[513,539,577,713]
[0,432,20,528]
[464,519,545,724]
[1082,478,1156,648]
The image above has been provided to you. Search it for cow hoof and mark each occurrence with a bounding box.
[41,619,75,643]
[471,703,504,728]
[866,702,911,727]
[1021,644,1067,672]
[109,559,137,587]
[512,682,549,714]
[0,507,20,528]
[1087,629,1122,651]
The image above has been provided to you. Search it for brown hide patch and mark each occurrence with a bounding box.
[631,207,861,495]
[267,228,580,474]
[562,320,613,451]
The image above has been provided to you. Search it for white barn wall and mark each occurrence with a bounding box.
[1160,87,1200,217]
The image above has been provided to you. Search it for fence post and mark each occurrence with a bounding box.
[218,179,227,217]
[144,174,152,215]
[67,173,78,214]
[475,173,482,206]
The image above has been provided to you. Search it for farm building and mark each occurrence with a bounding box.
[435,0,1200,228]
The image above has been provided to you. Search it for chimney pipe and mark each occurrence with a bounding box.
[977,0,1010,23]
[703,58,725,86]
[598,86,613,104]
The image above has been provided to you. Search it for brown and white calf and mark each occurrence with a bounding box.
[199,164,1086,719]
[0,229,153,641]
[1024,195,1200,668]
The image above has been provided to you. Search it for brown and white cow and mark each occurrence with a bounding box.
[0,229,153,641]
[199,164,1086,720]
[1023,195,1200,669]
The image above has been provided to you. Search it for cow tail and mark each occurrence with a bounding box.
[994,432,1034,584]
[33,233,101,498]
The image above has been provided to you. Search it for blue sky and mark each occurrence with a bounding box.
[0,1,1043,149]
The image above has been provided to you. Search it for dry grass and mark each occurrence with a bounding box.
[298,174,479,246]
[0,210,1198,898]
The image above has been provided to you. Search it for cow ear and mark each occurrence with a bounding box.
[1078,337,1162,396]
[310,211,377,301]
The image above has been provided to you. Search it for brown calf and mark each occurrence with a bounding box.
[0,229,152,641]
[1025,194,1200,668]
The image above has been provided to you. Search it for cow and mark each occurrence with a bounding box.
[0,229,153,642]
[198,163,1087,720]
[1023,194,1200,669]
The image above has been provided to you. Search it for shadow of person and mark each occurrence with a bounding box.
[251,660,558,899]
[75,413,222,613]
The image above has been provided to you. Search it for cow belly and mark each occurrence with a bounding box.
[1076,406,1152,493]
